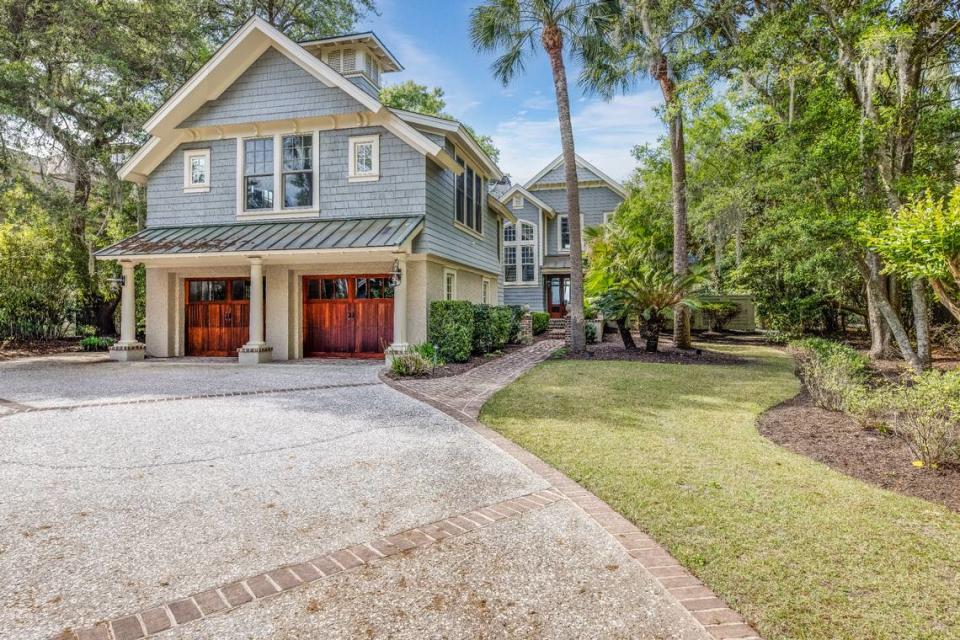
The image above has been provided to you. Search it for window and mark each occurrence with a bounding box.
[559,215,570,252]
[453,151,483,234]
[444,269,457,300]
[503,220,537,285]
[604,211,616,225]
[481,279,490,304]
[243,138,274,210]
[348,134,380,181]
[512,194,523,210]
[184,149,210,192]
[282,135,313,208]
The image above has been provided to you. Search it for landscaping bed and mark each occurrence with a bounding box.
[760,392,960,512]
[0,338,81,361]
[563,334,748,365]
[384,337,550,380]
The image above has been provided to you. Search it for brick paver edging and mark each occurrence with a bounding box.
[54,489,565,640]
[381,365,762,640]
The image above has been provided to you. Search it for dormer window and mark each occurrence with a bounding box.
[183,149,210,193]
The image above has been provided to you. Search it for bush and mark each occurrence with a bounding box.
[390,350,431,376]
[788,338,870,411]
[506,305,525,344]
[80,336,115,351]
[701,301,740,332]
[585,322,597,344]
[875,370,960,468]
[428,300,474,363]
[411,341,443,366]
[532,311,550,336]
[472,304,513,354]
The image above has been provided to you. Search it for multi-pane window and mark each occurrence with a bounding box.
[282,135,313,208]
[503,220,536,284]
[444,270,457,300]
[244,138,274,210]
[559,215,571,251]
[349,135,379,181]
[184,149,210,192]
[453,152,483,234]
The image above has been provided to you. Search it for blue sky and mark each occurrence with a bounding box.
[358,0,666,184]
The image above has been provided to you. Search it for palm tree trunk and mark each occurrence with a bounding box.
[542,27,585,353]
[616,317,637,351]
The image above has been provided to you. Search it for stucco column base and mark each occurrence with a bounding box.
[109,342,146,362]
[238,343,273,364]
[384,343,410,365]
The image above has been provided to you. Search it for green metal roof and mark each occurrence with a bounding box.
[95,216,423,258]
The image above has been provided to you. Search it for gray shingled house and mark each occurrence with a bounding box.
[499,155,626,317]
[97,17,516,363]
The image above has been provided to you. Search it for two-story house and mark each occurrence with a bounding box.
[96,17,514,363]
[499,155,626,317]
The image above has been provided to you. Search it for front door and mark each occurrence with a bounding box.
[545,275,570,319]
[302,275,394,357]
[185,278,251,356]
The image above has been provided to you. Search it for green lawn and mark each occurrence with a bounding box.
[480,345,960,640]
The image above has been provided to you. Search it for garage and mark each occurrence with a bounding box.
[185,278,251,356]
[303,275,394,358]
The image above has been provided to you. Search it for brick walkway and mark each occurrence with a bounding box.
[383,341,762,640]
[395,339,563,418]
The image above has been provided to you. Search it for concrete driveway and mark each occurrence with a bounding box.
[0,355,711,640]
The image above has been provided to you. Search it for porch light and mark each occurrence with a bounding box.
[106,275,126,292]
[390,259,402,286]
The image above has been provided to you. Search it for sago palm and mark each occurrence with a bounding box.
[470,0,591,353]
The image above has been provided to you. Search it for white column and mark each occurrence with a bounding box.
[109,261,145,361]
[239,256,273,364]
[386,256,409,363]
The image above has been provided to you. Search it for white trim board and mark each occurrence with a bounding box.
[499,184,556,218]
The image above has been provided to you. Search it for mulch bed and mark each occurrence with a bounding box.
[0,338,83,361]
[563,334,749,365]
[759,392,960,512]
[384,336,551,380]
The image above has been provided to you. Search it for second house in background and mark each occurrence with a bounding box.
[500,155,626,317]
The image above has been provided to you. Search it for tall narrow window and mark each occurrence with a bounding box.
[453,152,484,234]
[503,220,536,285]
[474,173,483,234]
[481,279,490,304]
[504,246,517,282]
[465,165,475,230]
[559,215,570,251]
[244,138,274,210]
[455,157,465,224]
[444,269,457,300]
[281,135,313,208]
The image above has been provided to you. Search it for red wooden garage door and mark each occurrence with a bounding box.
[185,278,251,357]
[302,275,394,358]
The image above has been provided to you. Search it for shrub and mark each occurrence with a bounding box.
[80,336,115,351]
[788,338,870,411]
[532,312,550,336]
[472,304,512,355]
[411,341,443,366]
[390,351,431,376]
[585,322,597,344]
[428,300,474,363]
[877,370,960,468]
[701,301,740,332]
[506,305,525,344]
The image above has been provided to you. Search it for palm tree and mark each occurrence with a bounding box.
[470,0,590,353]
[580,0,694,348]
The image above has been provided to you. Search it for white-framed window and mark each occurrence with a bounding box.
[454,151,483,235]
[183,149,210,192]
[604,211,616,225]
[481,278,490,304]
[503,220,537,285]
[348,134,380,181]
[558,215,570,252]
[443,269,457,300]
[512,194,523,210]
[238,131,319,217]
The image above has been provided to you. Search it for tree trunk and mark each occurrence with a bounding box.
[856,254,923,372]
[616,317,637,351]
[656,72,691,349]
[911,279,931,368]
[643,317,662,353]
[543,28,585,354]
[865,253,886,358]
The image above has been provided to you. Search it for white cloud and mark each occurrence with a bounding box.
[493,91,665,184]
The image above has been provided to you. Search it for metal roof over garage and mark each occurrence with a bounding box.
[95,216,423,259]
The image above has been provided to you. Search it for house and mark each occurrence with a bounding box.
[499,154,626,317]
[96,17,515,363]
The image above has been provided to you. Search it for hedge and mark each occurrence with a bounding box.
[428,300,474,363]
[532,311,550,335]
[473,304,513,355]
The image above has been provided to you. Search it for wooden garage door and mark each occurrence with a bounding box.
[185,279,251,357]
[303,275,394,358]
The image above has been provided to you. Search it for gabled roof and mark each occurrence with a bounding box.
[390,108,502,179]
[95,216,423,259]
[299,32,403,72]
[524,153,628,199]
[120,17,458,183]
[499,185,556,219]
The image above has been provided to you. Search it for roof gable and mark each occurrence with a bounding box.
[524,153,627,198]
[499,185,556,218]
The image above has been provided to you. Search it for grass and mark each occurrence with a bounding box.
[480,344,960,640]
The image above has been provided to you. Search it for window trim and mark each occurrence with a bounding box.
[603,211,616,225]
[558,215,570,253]
[183,148,211,193]
[236,131,320,220]
[503,220,538,286]
[348,134,380,182]
[481,278,490,304]
[443,268,458,301]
